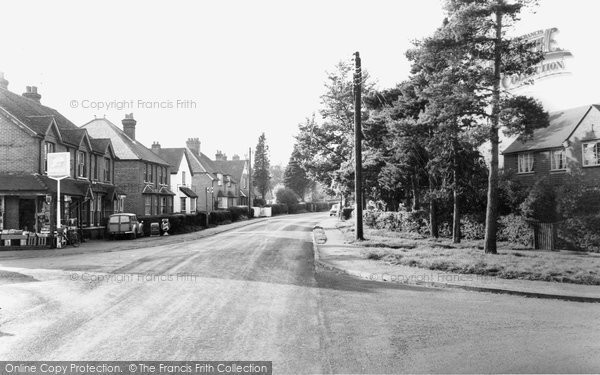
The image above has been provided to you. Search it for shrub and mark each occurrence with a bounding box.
[363,209,428,234]
[289,202,308,214]
[559,215,600,252]
[228,206,250,222]
[267,203,288,215]
[460,215,485,240]
[276,188,299,207]
[342,207,354,220]
[520,179,558,222]
[253,198,266,207]
[209,210,232,225]
[138,212,207,236]
[497,214,532,247]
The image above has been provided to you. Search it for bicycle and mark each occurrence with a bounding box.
[57,227,81,247]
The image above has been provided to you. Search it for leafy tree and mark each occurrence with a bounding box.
[284,147,310,200]
[269,164,284,188]
[430,0,549,252]
[252,133,271,199]
[276,187,299,207]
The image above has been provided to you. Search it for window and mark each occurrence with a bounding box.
[44,142,55,173]
[152,195,158,215]
[144,163,148,182]
[180,197,187,212]
[217,173,223,186]
[182,171,186,185]
[148,164,153,183]
[104,158,111,182]
[227,176,231,188]
[144,196,151,215]
[583,142,600,166]
[93,155,98,180]
[551,149,566,170]
[517,153,534,173]
[161,197,168,214]
[159,167,164,185]
[77,151,87,177]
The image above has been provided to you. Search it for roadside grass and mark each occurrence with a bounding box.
[336,221,600,285]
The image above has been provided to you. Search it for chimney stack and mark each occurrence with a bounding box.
[0,73,8,89]
[186,137,201,156]
[151,141,161,153]
[232,154,240,161]
[215,150,227,161]
[22,86,41,103]
[122,113,137,140]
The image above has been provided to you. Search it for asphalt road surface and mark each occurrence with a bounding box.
[0,213,599,373]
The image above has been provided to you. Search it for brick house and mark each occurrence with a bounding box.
[213,154,250,207]
[503,104,600,186]
[0,74,119,237]
[81,114,174,216]
[151,142,197,214]
[212,151,241,208]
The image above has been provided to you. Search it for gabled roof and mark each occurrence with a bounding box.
[0,87,79,135]
[89,138,115,156]
[155,148,186,171]
[185,148,219,179]
[503,105,597,154]
[61,128,92,149]
[81,118,170,165]
[213,159,246,183]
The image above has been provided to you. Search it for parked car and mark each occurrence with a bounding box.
[329,204,340,216]
[107,213,144,240]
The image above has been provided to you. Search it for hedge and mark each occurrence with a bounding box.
[267,203,288,215]
[209,210,232,225]
[138,212,208,236]
[228,206,253,221]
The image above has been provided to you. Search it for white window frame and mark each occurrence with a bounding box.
[217,173,223,186]
[550,149,567,171]
[582,142,600,167]
[517,152,534,174]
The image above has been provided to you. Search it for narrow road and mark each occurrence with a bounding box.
[0,213,599,373]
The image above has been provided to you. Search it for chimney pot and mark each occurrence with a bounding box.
[22,85,41,103]
[151,141,161,153]
[186,137,201,156]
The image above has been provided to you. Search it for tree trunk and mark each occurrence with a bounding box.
[429,175,438,238]
[452,150,461,243]
[484,9,502,254]
[411,174,420,211]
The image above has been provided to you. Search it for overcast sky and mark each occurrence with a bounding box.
[1,0,599,165]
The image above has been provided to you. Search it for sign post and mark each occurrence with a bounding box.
[47,152,70,248]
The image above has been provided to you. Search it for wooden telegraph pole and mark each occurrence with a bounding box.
[248,147,252,213]
[353,52,364,241]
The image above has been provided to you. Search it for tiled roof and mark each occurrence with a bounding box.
[0,87,79,134]
[81,118,170,165]
[186,149,219,178]
[503,105,596,154]
[89,138,113,154]
[213,159,246,183]
[60,129,89,147]
[155,148,185,170]
[179,186,198,198]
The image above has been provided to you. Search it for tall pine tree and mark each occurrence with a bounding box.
[253,133,271,200]
[284,146,310,201]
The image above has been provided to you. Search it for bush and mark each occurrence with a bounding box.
[275,188,299,207]
[138,212,207,236]
[228,206,250,222]
[520,179,558,222]
[267,203,288,215]
[342,207,354,220]
[497,214,532,247]
[289,202,308,214]
[209,210,232,225]
[363,209,428,234]
[459,215,486,240]
[559,215,600,252]
[253,198,266,207]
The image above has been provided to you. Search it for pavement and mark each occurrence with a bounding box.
[313,216,600,303]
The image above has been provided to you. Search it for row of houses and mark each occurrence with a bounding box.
[0,73,250,238]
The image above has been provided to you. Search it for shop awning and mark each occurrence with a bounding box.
[179,186,198,198]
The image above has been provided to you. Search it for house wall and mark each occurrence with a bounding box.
[191,173,214,212]
[567,108,600,183]
[115,160,145,215]
[171,158,195,214]
[0,115,40,173]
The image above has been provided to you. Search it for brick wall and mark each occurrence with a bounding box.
[114,160,145,215]
[0,115,40,173]
[191,173,214,212]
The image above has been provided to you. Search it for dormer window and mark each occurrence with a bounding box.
[44,142,55,173]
